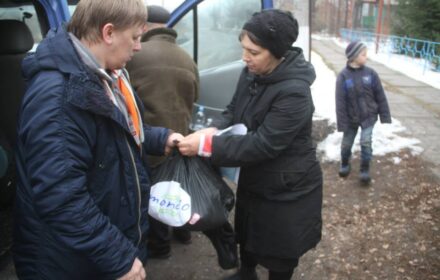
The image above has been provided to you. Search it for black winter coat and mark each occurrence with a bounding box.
[211,48,322,261]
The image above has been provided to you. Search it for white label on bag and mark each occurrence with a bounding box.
[148,181,191,227]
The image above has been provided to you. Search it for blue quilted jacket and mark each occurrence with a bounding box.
[335,64,391,132]
[13,26,169,279]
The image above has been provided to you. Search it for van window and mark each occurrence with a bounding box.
[174,9,194,61]
[0,2,42,44]
[67,0,79,15]
[174,0,260,70]
[197,0,259,70]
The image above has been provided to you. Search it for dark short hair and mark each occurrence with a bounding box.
[239,30,263,47]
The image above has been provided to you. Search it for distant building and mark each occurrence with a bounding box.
[313,0,398,35]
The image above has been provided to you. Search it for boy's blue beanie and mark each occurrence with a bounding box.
[345,41,367,61]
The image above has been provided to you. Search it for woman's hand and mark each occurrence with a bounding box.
[193,127,218,136]
[165,132,184,155]
[178,127,218,157]
[117,258,146,280]
[177,133,201,156]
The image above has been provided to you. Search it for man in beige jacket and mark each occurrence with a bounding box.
[126,5,199,259]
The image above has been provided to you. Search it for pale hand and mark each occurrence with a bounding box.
[193,127,218,136]
[165,132,184,155]
[117,258,146,280]
[178,132,201,156]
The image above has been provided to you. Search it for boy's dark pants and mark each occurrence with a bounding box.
[341,124,374,164]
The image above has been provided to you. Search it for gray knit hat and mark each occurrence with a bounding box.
[345,41,367,61]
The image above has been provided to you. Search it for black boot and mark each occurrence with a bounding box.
[338,157,351,177]
[359,160,371,184]
[223,266,258,280]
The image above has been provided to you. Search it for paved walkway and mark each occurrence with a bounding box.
[312,39,440,178]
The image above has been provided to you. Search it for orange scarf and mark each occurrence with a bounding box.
[118,76,141,142]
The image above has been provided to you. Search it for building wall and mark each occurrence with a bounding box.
[313,0,396,35]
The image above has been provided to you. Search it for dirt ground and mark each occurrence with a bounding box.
[144,151,440,280]
[143,121,440,279]
[1,123,439,280]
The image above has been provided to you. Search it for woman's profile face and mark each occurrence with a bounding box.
[240,33,279,76]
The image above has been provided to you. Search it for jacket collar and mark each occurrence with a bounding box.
[141,27,177,43]
[69,32,113,83]
[24,26,132,134]
[346,62,365,71]
[65,72,132,135]
[64,34,133,135]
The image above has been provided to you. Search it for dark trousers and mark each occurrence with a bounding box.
[341,124,374,162]
[148,216,190,253]
[147,217,170,252]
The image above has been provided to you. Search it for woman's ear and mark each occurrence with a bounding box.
[101,23,114,45]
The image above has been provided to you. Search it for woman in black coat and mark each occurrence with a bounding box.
[179,9,322,280]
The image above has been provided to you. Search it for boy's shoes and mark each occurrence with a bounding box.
[359,161,371,184]
[359,170,371,184]
[338,163,351,177]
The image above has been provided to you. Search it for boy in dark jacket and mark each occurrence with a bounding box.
[336,41,391,184]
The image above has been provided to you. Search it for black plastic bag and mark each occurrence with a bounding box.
[203,222,238,269]
[151,151,234,232]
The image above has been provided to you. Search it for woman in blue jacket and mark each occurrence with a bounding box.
[13,0,182,279]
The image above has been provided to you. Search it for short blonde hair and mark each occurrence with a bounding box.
[67,0,147,43]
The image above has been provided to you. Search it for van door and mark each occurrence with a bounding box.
[170,0,273,123]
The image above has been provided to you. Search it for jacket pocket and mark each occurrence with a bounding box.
[116,194,136,232]
[87,144,118,199]
[281,170,309,190]
[240,169,307,198]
